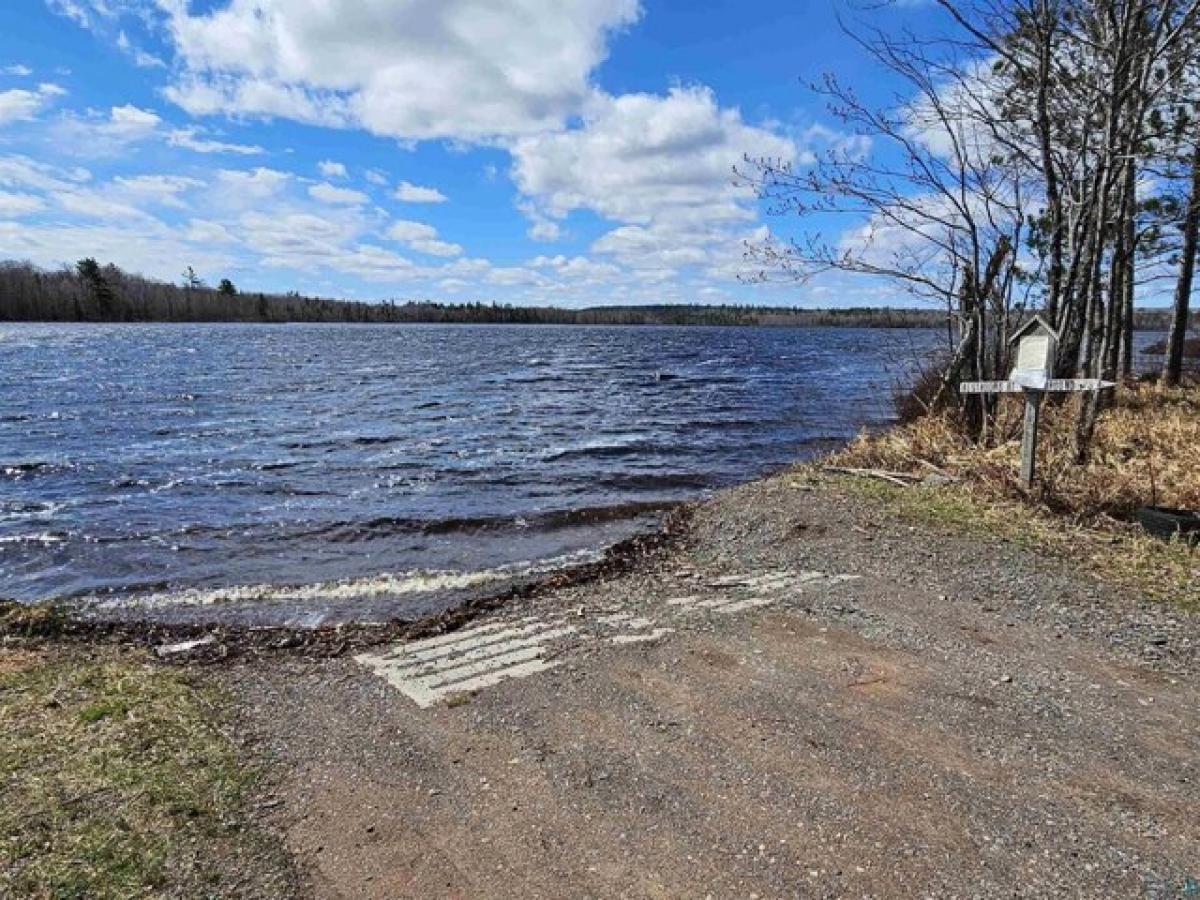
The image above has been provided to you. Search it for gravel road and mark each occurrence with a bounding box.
[225,473,1200,898]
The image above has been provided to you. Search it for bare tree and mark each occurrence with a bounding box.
[742,0,1200,457]
[737,14,1032,440]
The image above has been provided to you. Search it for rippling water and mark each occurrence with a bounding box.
[2,322,938,623]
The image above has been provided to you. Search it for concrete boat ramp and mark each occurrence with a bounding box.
[224,476,1200,898]
[356,569,857,709]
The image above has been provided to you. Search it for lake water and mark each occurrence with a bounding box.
[2,323,946,624]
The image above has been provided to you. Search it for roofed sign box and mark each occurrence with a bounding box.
[959,314,1114,490]
[1010,315,1058,389]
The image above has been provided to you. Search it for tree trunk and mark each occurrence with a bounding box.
[1163,138,1200,387]
[1036,3,1065,326]
[1106,158,1136,383]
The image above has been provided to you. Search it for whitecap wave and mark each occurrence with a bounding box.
[0,531,67,545]
[83,548,604,612]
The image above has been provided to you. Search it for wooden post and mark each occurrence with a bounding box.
[1020,389,1042,490]
[961,376,1111,491]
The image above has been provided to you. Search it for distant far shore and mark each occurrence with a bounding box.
[1,316,1180,330]
[0,259,1188,330]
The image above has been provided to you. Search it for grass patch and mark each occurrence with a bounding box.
[835,382,1200,518]
[825,381,1200,611]
[0,646,294,898]
[0,600,68,639]
[831,476,1200,611]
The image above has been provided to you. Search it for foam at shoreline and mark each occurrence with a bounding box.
[78,549,605,614]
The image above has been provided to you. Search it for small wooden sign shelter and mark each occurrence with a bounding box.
[959,316,1114,490]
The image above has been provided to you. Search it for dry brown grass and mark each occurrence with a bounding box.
[829,382,1200,608]
[834,381,1200,518]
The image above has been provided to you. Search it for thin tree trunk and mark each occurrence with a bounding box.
[1106,158,1136,382]
[1163,138,1200,387]
[1036,1,1065,326]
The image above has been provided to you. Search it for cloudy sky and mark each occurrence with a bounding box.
[0,1,941,306]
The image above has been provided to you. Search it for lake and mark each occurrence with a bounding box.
[2,322,947,624]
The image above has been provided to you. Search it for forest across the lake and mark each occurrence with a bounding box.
[2,258,1193,330]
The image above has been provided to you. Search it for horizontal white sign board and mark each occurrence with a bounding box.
[1046,378,1116,392]
[959,379,1115,395]
[959,380,1021,394]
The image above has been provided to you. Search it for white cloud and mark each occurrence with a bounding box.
[3,3,821,305]
[529,253,620,282]
[107,104,161,136]
[4,65,33,77]
[54,188,155,221]
[111,174,202,207]
[45,0,98,29]
[0,216,238,283]
[900,56,1007,164]
[834,187,1017,289]
[591,224,711,268]
[32,93,269,163]
[0,191,45,217]
[335,244,416,280]
[486,266,545,287]
[216,167,291,200]
[517,199,562,241]
[237,210,426,280]
[44,101,265,158]
[165,75,351,128]
[513,86,792,228]
[166,127,264,155]
[528,219,562,241]
[117,30,166,69]
[0,154,419,287]
[309,181,369,205]
[240,210,358,267]
[186,219,236,243]
[44,104,271,168]
[157,0,641,141]
[385,220,437,243]
[512,86,794,280]
[394,180,447,203]
[417,241,463,260]
[52,104,162,155]
[0,155,91,193]
[386,219,462,257]
[318,160,348,178]
[0,83,66,126]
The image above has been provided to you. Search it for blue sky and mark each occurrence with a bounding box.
[0,0,943,307]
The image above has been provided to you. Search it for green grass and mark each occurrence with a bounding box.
[0,647,294,898]
[830,474,1200,612]
[0,600,67,638]
[839,478,994,531]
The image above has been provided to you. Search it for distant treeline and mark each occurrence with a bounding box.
[0,259,1188,330]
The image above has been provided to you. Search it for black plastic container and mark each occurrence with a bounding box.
[1135,506,1200,545]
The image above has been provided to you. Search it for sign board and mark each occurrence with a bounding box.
[1007,315,1059,391]
[1015,333,1053,375]
[960,378,1115,395]
[959,380,1022,394]
[957,372,1115,490]
[1046,378,1115,392]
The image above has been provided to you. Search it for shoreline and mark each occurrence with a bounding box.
[1,503,697,661]
[7,398,1197,657]
[6,465,1200,896]
[225,469,1200,896]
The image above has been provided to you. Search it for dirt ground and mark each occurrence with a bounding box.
[224,474,1200,898]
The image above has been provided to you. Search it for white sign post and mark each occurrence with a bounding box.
[959,316,1114,490]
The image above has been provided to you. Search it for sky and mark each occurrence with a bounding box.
[0,0,946,307]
